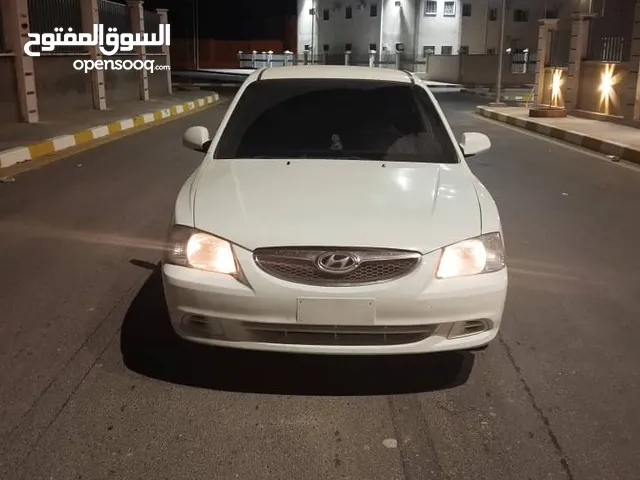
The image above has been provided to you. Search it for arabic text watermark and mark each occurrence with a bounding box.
[24,24,170,57]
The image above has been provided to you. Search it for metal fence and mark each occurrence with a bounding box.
[27,0,83,54]
[144,9,162,54]
[0,6,5,52]
[587,14,633,62]
[546,28,571,67]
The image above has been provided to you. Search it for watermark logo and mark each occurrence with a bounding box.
[24,24,171,73]
[24,24,170,56]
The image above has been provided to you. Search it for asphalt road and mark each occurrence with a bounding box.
[1,91,639,480]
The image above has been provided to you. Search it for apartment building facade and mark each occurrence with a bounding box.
[297,0,575,58]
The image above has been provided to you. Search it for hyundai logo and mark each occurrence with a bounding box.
[315,252,360,275]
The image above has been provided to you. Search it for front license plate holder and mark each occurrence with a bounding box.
[296,298,376,326]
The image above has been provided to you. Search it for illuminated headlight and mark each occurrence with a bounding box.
[435,232,505,279]
[164,225,239,275]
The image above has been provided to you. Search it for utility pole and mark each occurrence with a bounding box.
[490,0,507,106]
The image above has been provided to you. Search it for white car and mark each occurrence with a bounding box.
[162,65,507,355]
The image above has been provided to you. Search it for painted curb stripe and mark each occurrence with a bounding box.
[475,107,640,165]
[0,95,220,169]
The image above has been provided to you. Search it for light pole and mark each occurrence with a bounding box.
[491,0,507,106]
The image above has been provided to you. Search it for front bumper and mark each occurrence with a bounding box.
[162,248,508,355]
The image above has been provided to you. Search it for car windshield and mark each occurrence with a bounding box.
[214,78,459,163]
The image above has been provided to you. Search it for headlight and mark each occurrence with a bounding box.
[165,225,238,274]
[435,232,505,279]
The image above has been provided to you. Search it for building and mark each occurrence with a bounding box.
[297,0,575,59]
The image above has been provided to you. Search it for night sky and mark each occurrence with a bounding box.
[141,0,297,40]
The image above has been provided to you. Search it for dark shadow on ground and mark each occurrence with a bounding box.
[120,267,476,396]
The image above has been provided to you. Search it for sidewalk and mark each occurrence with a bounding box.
[0,90,220,169]
[476,106,640,165]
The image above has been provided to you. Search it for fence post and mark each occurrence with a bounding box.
[564,13,596,111]
[395,52,401,69]
[369,50,376,67]
[303,49,309,65]
[79,0,107,110]
[344,50,351,65]
[267,50,273,67]
[156,8,171,95]
[127,0,149,101]
[2,0,39,122]
[251,50,257,68]
[534,19,559,106]
[237,50,243,67]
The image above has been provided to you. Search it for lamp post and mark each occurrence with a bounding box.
[491,0,507,106]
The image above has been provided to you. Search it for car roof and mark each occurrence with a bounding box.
[255,65,414,83]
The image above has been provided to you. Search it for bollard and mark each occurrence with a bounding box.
[395,53,401,69]
[251,50,257,68]
[303,50,310,65]
[369,50,376,68]
[284,50,292,66]
[345,51,351,66]
[237,50,243,68]
[267,50,273,67]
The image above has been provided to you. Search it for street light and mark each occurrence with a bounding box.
[492,0,507,106]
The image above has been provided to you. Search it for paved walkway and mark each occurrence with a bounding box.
[0,90,220,169]
[0,91,213,154]
[477,106,640,165]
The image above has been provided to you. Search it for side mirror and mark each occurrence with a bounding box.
[460,132,491,157]
[183,126,211,153]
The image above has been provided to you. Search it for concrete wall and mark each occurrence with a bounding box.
[577,61,629,117]
[426,54,535,86]
[148,55,170,98]
[33,56,93,121]
[425,54,460,82]
[416,0,461,55]
[0,55,20,124]
[103,55,139,105]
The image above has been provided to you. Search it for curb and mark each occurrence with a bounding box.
[462,89,533,102]
[0,93,220,169]
[476,106,640,166]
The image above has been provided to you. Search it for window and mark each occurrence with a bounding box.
[441,45,453,55]
[369,43,377,51]
[443,1,456,16]
[513,9,528,22]
[323,44,330,52]
[489,8,497,21]
[395,43,405,52]
[323,9,329,20]
[423,45,435,56]
[462,4,471,16]
[370,4,378,17]
[345,43,352,51]
[487,47,496,54]
[214,79,459,164]
[304,44,310,51]
[424,1,437,15]
[459,46,469,54]
[345,6,352,18]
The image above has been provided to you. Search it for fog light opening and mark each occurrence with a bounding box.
[448,319,491,339]
[181,315,224,337]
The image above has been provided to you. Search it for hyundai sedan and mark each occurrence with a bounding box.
[162,65,508,355]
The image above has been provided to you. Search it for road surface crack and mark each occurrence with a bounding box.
[499,334,575,480]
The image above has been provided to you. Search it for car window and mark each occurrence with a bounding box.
[214,78,459,163]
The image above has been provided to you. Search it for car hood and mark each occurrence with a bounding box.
[192,159,481,253]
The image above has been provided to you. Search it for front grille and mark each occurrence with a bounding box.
[253,247,421,286]
[238,322,438,346]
